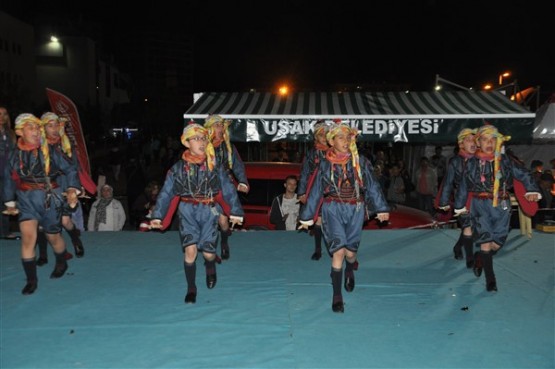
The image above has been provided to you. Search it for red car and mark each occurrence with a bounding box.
[238,162,434,230]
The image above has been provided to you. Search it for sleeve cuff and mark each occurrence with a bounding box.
[525,192,542,200]
[230,215,243,223]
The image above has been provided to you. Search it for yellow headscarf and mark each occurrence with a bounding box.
[204,114,233,169]
[457,128,477,144]
[15,114,50,174]
[40,112,72,158]
[326,120,362,185]
[14,113,41,130]
[313,120,330,137]
[475,124,511,207]
[181,123,215,171]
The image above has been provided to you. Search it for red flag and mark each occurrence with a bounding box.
[46,88,97,194]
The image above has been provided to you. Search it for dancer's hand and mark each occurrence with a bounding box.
[297,220,313,230]
[149,219,163,229]
[229,215,243,229]
[2,206,19,215]
[454,207,468,216]
[237,183,249,194]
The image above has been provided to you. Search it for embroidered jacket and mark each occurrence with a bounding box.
[297,147,326,196]
[454,154,539,209]
[213,143,249,188]
[152,159,244,220]
[300,155,390,222]
[3,146,80,203]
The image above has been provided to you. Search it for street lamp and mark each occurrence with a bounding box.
[498,71,511,85]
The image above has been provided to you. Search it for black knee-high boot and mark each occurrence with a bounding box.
[462,236,474,268]
[220,230,230,260]
[205,258,217,289]
[21,258,38,295]
[481,251,497,292]
[67,226,84,257]
[50,250,68,279]
[184,262,197,303]
[311,225,322,260]
[344,259,355,292]
[36,231,48,266]
[452,231,464,260]
[330,268,344,312]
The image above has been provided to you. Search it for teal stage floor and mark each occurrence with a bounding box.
[1,229,554,368]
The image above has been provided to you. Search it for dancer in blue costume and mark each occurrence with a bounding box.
[150,123,243,304]
[35,112,85,266]
[454,124,540,292]
[3,114,80,295]
[204,114,249,260]
[437,128,477,268]
[298,120,390,313]
[298,120,331,260]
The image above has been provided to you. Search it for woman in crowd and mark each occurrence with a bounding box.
[88,184,126,231]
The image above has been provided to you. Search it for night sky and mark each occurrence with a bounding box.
[3,0,554,99]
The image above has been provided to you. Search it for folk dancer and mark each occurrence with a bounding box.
[3,114,80,295]
[454,124,540,292]
[437,128,477,268]
[204,114,249,260]
[150,123,244,304]
[298,121,390,313]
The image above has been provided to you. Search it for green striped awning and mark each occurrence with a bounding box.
[184,91,535,143]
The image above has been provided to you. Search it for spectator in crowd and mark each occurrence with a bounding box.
[273,149,289,162]
[374,164,387,192]
[386,164,406,204]
[270,175,300,230]
[0,106,18,240]
[397,160,414,197]
[530,159,544,184]
[431,145,447,189]
[374,150,388,168]
[88,184,126,231]
[131,180,160,229]
[414,157,437,215]
[535,172,554,224]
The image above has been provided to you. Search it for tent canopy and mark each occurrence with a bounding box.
[184,91,535,143]
[532,96,555,141]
